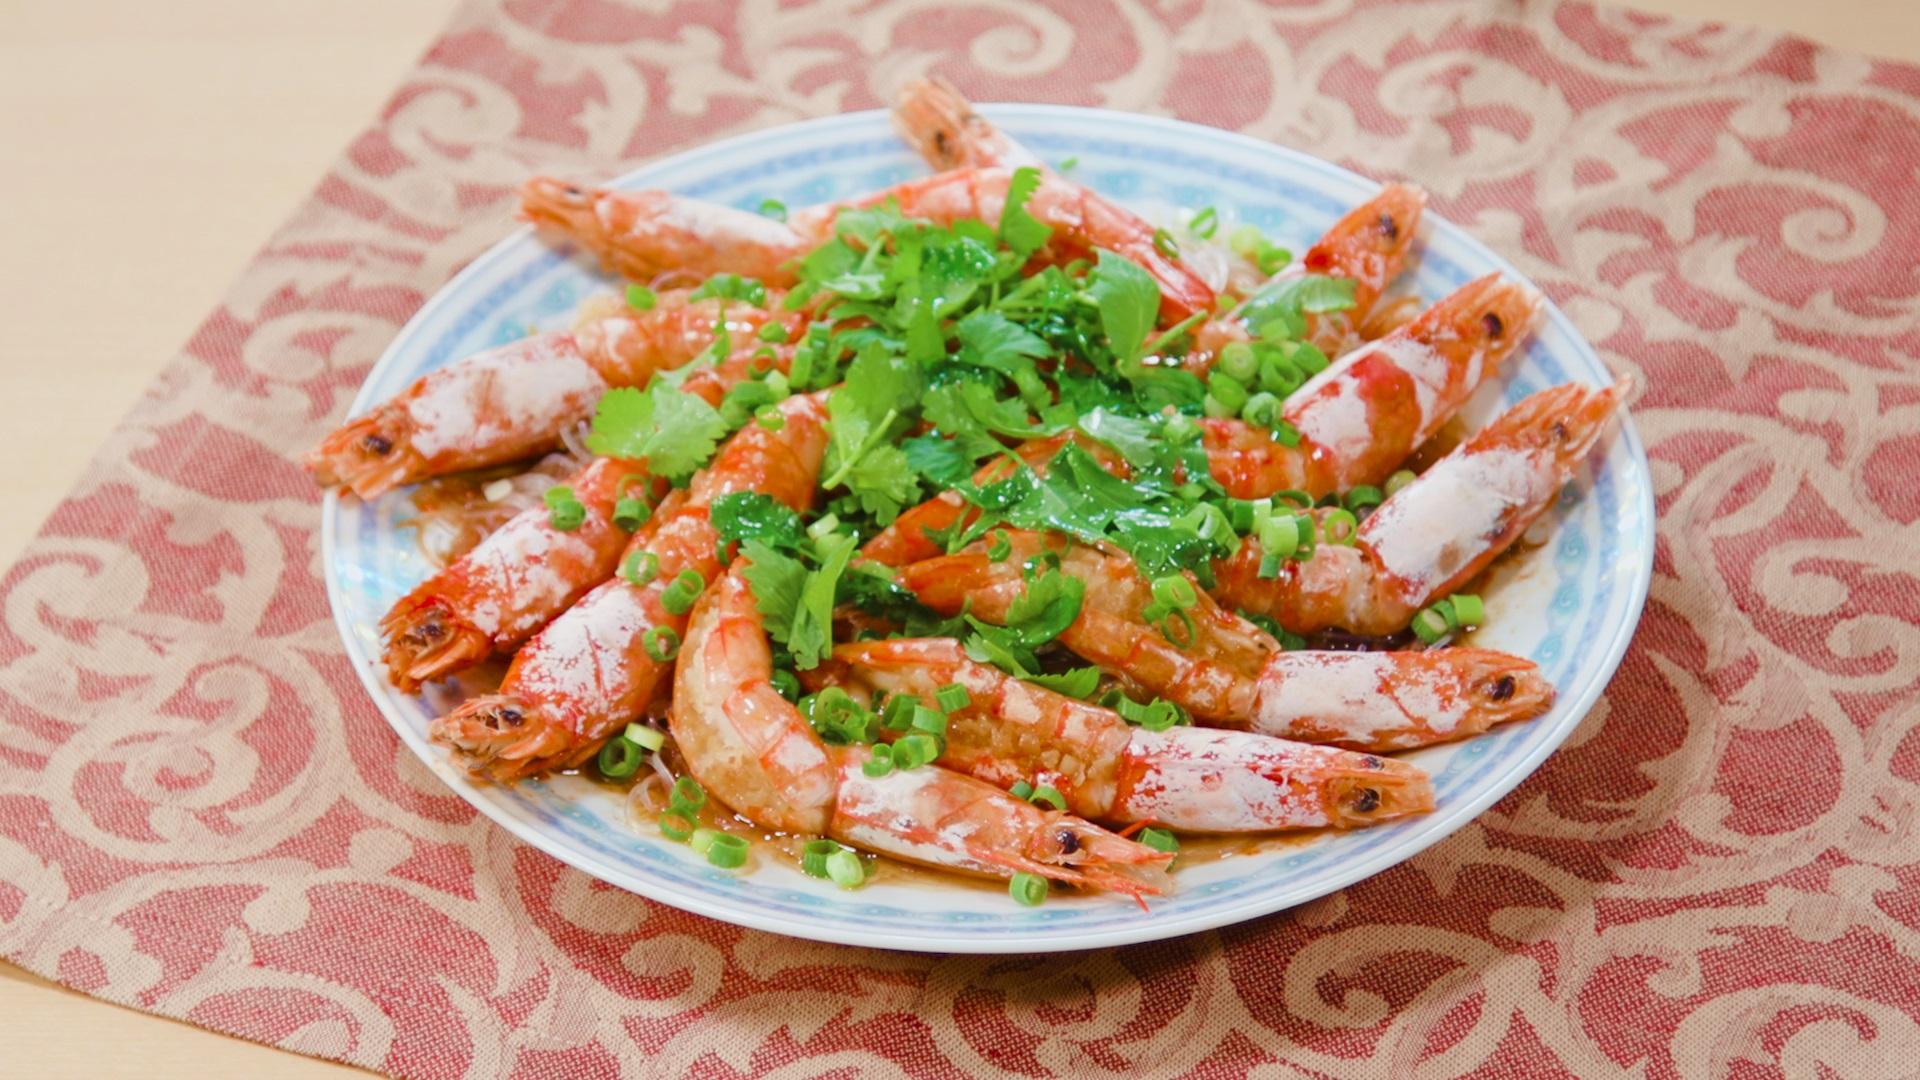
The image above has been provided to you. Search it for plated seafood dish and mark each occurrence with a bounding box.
[313,81,1633,914]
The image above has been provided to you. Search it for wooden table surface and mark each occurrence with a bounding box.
[2,0,1915,1075]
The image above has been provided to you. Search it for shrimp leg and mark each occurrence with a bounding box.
[814,638,1434,831]
[1215,379,1632,636]
[429,391,832,781]
[675,562,1171,895]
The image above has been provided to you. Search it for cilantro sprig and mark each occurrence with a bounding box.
[584,384,728,485]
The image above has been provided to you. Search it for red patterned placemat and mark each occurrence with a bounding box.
[4,1,1918,1075]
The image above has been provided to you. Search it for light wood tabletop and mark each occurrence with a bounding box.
[2,1,1915,1076]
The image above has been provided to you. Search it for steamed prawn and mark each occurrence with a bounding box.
[309,292,799,498]
[815,638,1436,831]
[1216,379,1632,636]
[893,529,1554,753]
[673,561,1171,894]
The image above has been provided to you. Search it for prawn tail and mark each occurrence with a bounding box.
[307,407,421,499]
[431,694,582,783]
[380,598,494,694]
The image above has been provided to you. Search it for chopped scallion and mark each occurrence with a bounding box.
[1320,508,1358,546]
[826,848,866,889]
[642,625,680,662]
[1345,485,1384,512]
[624,723,665,752]
[596,735,644,779]
[802,838,839,877]
[658,810,695,842]
[613,495,650,531]
[1009,871,1048,906]
[1411,605,1453,644]
[1150,574,1197,611]
[626,284,656,310]
[935,683,971,713]
[660,569,706,615]
[544,486,586,531]
[1139,827,1179,854]
[622,549,660,588]
[704,832,749,868]
[1451,593,1485,627]
[671,776,706,813]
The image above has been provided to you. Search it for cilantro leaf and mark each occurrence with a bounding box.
[963,615,1040,676]
[925,381,1059,440]
[998,166,1052,257]
[1077,408,1159,467]
[791,533,856,669]
[710,493,806,552]
[740,534,855,671]
[902,432,996,487]
[583,384,727,484]
[955,311,1052,406]
[834,201,915,247]
[1236,274,1357,336]
[1027,666,1102,699]
[1088,249,1162,362]
[839,444,919,521]
[836,562,938,624]
[740,540,807,645]
[1003,567,1085,646]
[822,345,923,522]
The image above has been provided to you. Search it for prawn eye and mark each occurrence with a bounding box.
[1055,828,1081,855]
[409,619,446,644]
[563,184,583,197]
[1489,675,1516,702]
[1550,421,1570,444]
[1376,213,1399,242]
[1481,311,1504,339]
[360,433,394,456]
[1351,787,1381,813]
[496,707,524,728]
[1359,755,1385,771]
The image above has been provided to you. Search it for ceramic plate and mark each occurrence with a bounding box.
[323,106,1654,953]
